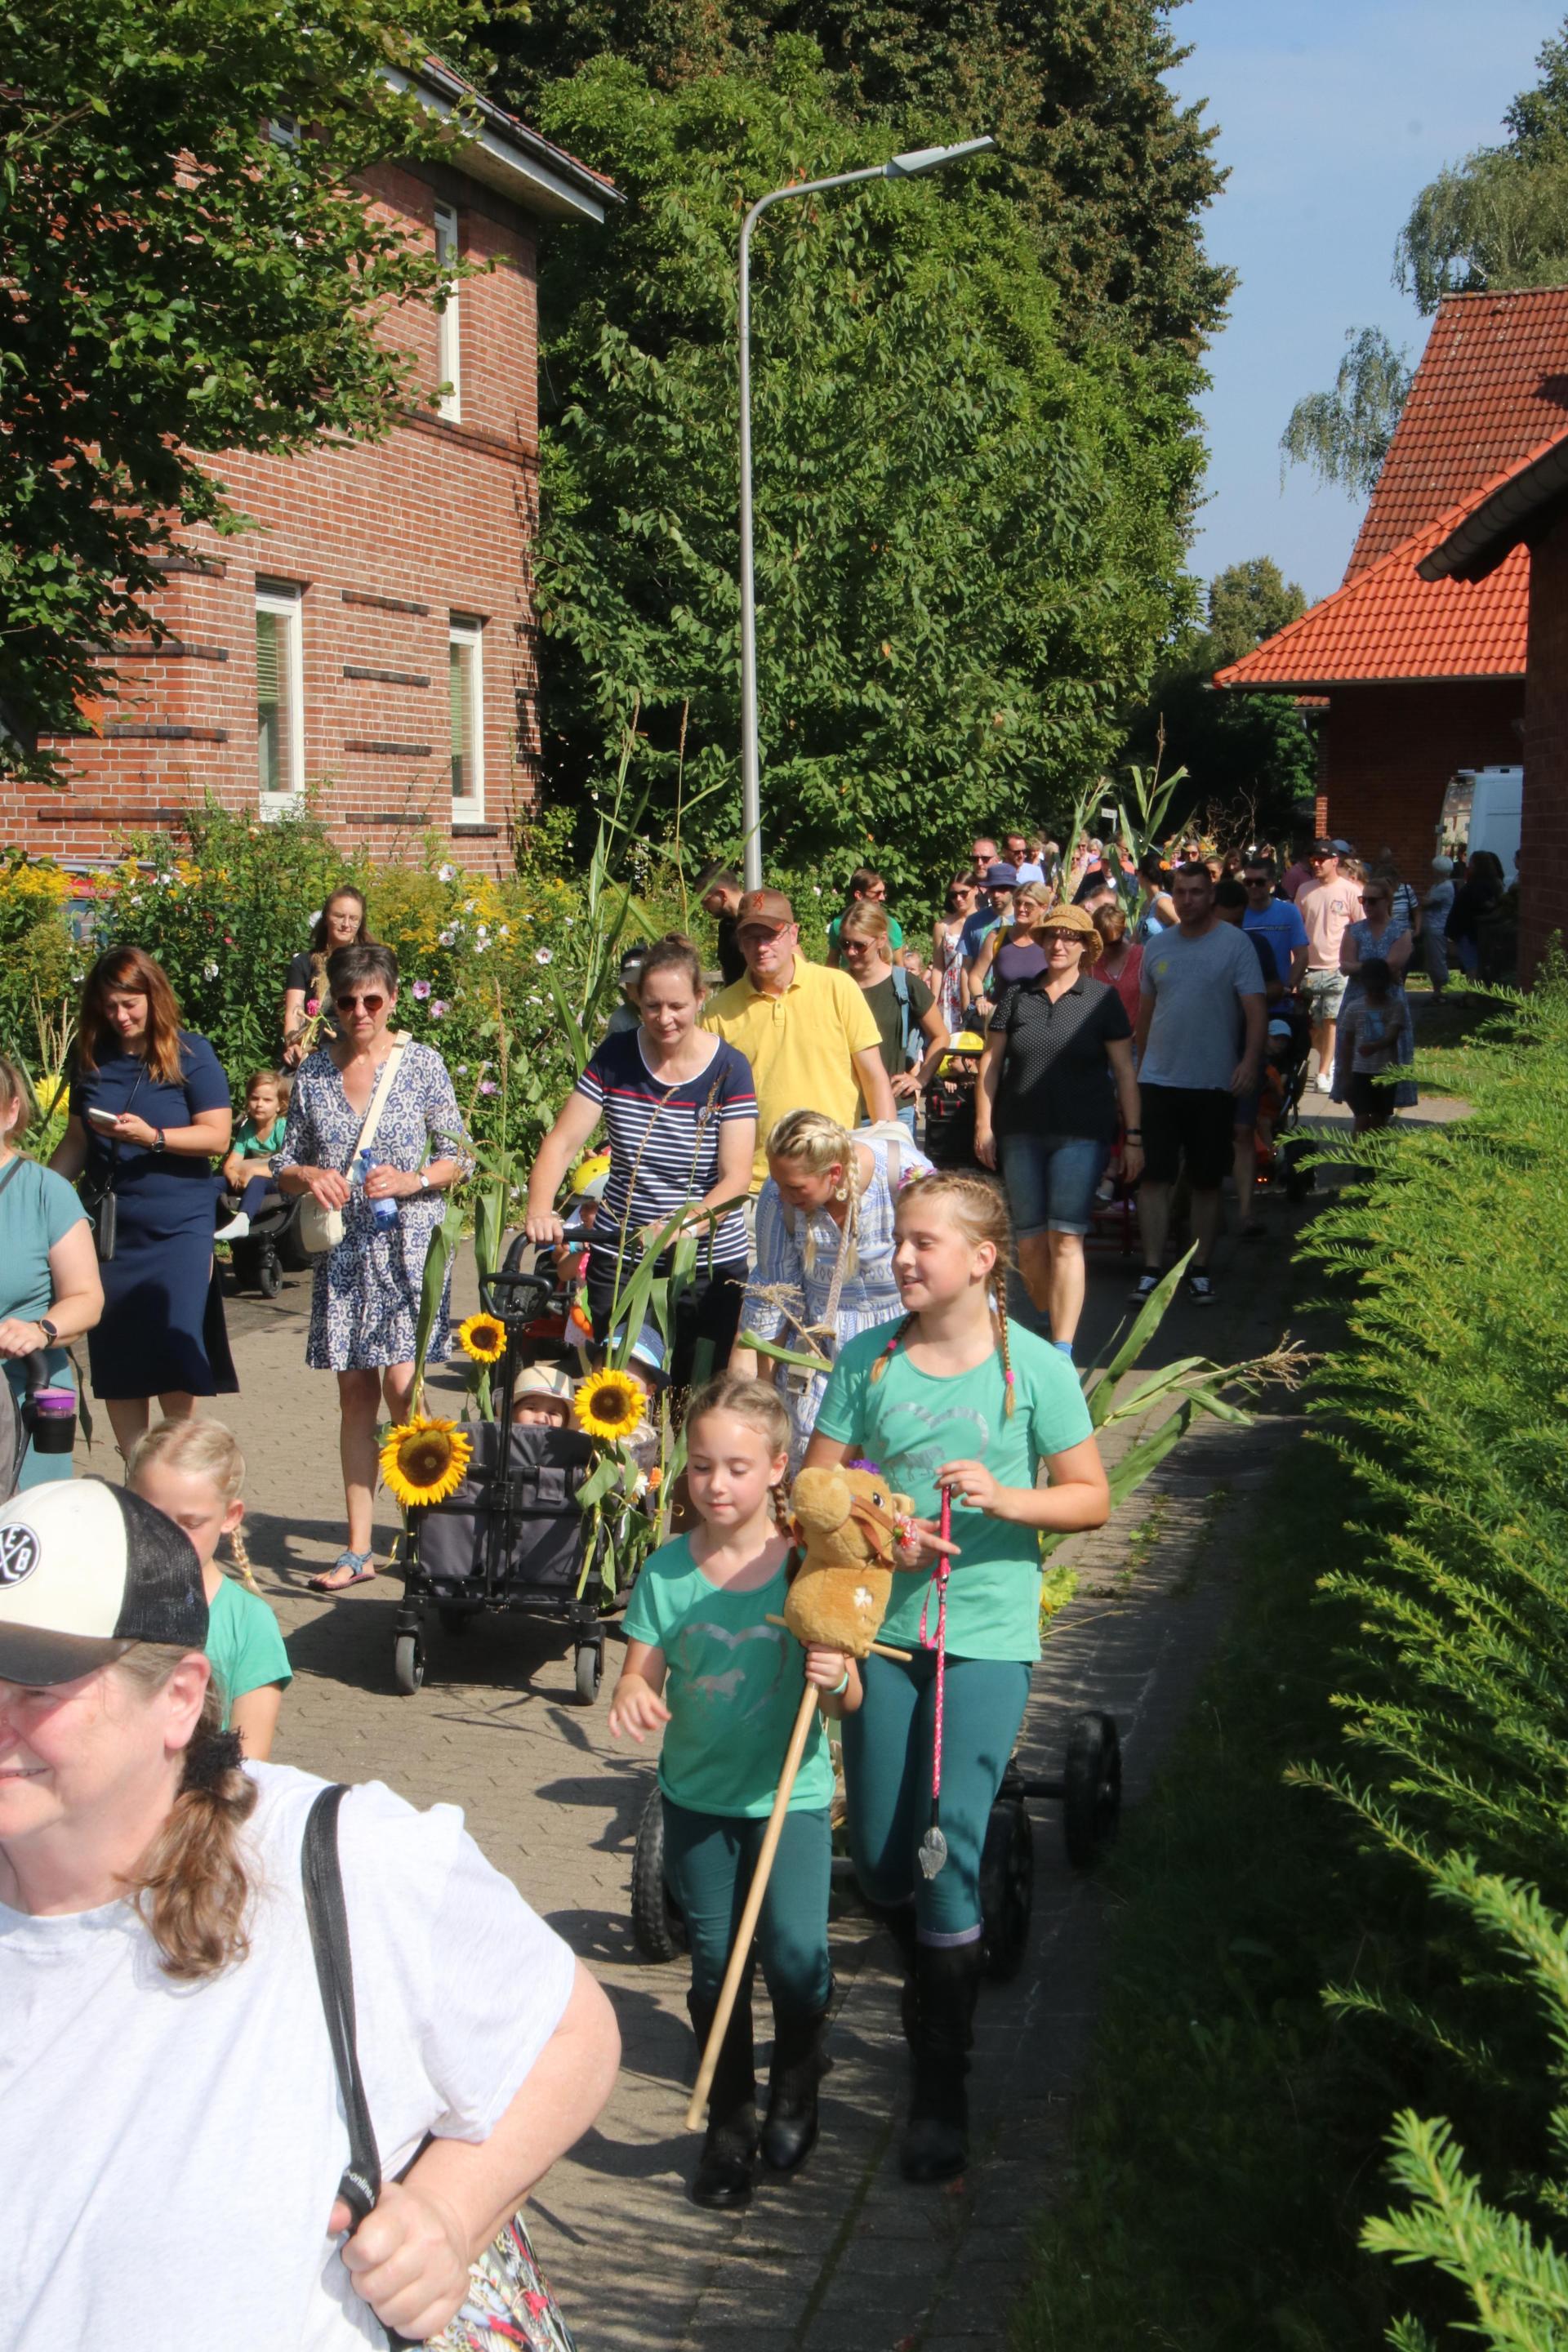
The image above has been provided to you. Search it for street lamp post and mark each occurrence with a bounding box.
[737,136,996,890]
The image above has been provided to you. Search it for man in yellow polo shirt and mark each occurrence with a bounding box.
[702,887,895,1188]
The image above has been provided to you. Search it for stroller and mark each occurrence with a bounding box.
[390,1255,639,1705]
[1,1353,78,1500]
[924,1031,985,1170]
[225,1189,310,1298]
[1255,1010,1316,1200]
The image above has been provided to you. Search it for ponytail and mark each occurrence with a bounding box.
[115,1647,256,1981]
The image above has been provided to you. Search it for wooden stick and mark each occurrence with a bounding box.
[764,1613,911,1663]
[685,1684,818,2132]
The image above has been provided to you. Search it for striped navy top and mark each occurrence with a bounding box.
[574,1030,757,1269]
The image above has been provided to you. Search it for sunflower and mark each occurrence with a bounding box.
[456,1311,506,1365]
[574,1367,647,1443]
[381,1416,474,1508]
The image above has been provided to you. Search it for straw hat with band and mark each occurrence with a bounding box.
[1036,902,1098,942]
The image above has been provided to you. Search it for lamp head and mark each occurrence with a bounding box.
[884,135,997,179]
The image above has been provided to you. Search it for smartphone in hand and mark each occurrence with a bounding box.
[86,1107,120,1133]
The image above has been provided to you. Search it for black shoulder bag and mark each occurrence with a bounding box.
[301,1784,581,2352]
[78,1064,147,1265]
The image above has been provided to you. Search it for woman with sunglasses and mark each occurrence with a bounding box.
[930,874,978,1040]
[1330,872,1418,1112]
[276,944,465,1589]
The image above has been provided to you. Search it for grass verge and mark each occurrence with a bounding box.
[1011,1436,1403,2352]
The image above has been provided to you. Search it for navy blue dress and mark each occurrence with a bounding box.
[70,1031,238,1401]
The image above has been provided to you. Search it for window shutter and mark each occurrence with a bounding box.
[257,611,282,795]
[450,640,470,798]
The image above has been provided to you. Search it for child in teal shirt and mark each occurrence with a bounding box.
[612,1375,860,2211]
[216,1068,288,1241]
[128,1418,292,1757]
[805,1169,1109,2185]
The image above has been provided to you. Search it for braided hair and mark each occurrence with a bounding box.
[127,1419,257,1584]
[869,1170,1018,1416]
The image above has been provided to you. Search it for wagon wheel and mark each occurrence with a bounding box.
[393,1628,425,1697]
[1062,1712,1121,1869]
[630,1784,688,1962]
[979,1793,1034,1980]
[574,1641,604,1706]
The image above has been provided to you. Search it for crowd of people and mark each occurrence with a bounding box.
[0,808,1463,2340]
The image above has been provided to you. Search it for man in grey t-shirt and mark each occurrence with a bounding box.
[1130,862,1266,1307]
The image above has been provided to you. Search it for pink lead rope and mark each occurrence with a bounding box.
[916,1489,953,1878]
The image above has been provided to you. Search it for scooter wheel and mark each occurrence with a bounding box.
[630,1784,688,1962]
[1062,1712,1121,1868]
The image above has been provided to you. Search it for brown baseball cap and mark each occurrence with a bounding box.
[735,888,795,932]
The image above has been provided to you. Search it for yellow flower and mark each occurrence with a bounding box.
[456,1312,507,1365]
[574,1369,647,1443]
[381,1416,474,1508]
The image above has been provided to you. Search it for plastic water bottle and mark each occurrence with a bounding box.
[358,1150,399,1228]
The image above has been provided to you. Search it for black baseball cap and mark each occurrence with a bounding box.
[0,1480,207,1686]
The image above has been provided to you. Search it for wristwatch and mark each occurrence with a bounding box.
[38,1316,59,1345]
[152,1129,166,1152]
[415,1169,430,1194]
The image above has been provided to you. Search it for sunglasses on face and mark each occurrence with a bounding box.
[335,992,385,1013]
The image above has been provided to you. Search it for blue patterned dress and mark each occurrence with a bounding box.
[277,1041,465,1370]
[743,1132,930,1466]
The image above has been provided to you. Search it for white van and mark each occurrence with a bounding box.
[1440,766,1521,875]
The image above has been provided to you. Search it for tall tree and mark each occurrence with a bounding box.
[492,0,1232,356]
[533,45,1197,887]
[1283,20,1568,499]
[1,0,485,776]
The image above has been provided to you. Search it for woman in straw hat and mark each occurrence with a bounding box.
[973,900,1143,1358]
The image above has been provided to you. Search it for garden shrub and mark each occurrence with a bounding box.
[1298,963,1568,2349]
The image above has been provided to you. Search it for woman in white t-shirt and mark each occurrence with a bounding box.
[0,1478,619,2352]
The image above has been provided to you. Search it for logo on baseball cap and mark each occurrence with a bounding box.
[0,1480,207,1687]
[735,888,795,933]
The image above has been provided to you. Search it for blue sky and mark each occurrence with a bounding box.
[1167,0,1561,605]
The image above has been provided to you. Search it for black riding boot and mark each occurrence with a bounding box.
[867,1901,920,2050]
[760,1996,833,2174]
[901,1939,984,2185]
[688,1987,758,2210]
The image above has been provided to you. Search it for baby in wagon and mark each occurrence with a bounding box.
[511,1362,577,1430]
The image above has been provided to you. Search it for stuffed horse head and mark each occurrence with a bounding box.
[783,1463,914,1657]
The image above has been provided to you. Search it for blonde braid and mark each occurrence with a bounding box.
[869,1312,917,1384]
[227,1521,260,1592]
[991,1267,1018,1418]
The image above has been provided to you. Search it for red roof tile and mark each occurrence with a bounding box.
[1347,287,1568,580]
[1214,472,1530,692]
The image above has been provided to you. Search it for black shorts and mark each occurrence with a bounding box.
[1139,1085,1235,1190]
[1346,1071,1396,1120]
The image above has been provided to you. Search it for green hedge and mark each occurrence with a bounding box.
[1294,966,1568,2347]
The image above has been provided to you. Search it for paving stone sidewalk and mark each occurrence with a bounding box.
[108,1156,1329,2352]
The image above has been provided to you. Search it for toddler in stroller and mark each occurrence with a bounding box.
[216,1069,305,1295]
[923,1031,985,1170]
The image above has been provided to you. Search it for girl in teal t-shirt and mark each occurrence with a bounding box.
[612,1375,861,2212]
[127,1418,292,1757]
[805,1169,1109,2185]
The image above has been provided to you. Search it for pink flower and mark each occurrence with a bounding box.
[479,1078,498,1095]
[305,998,318,1015]
[412,978,431,1000]
[430,999,448,1019]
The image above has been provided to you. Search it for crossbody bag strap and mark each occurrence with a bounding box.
[301,1783,382,2229]
[336,1034,410,1178]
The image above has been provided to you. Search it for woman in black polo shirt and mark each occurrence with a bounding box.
[972,902,1142,1358]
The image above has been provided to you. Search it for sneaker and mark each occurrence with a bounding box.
[1129,1267,1161,1304]
[214,1212,250,1241]
[1314,1073,1334,1094]
[1186,1270,1214,1306]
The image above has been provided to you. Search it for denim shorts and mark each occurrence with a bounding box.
[998,1130,1109,1238]
[1303,968,1348,1023]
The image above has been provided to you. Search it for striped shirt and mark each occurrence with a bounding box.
[574,1031,756,1270]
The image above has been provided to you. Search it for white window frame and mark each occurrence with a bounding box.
[434,203,461,421]
[448,617,484,823]
[268,114,300,149]
[256,581,305,817]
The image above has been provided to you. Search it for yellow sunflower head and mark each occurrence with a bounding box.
[573,1368,647,1443]
[381,1415,474,1508]
[457,1311,507,1365]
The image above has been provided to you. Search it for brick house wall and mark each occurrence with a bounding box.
[1521,517,1568,980]
[1317,679,1525,887]
[3,159,546,878]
